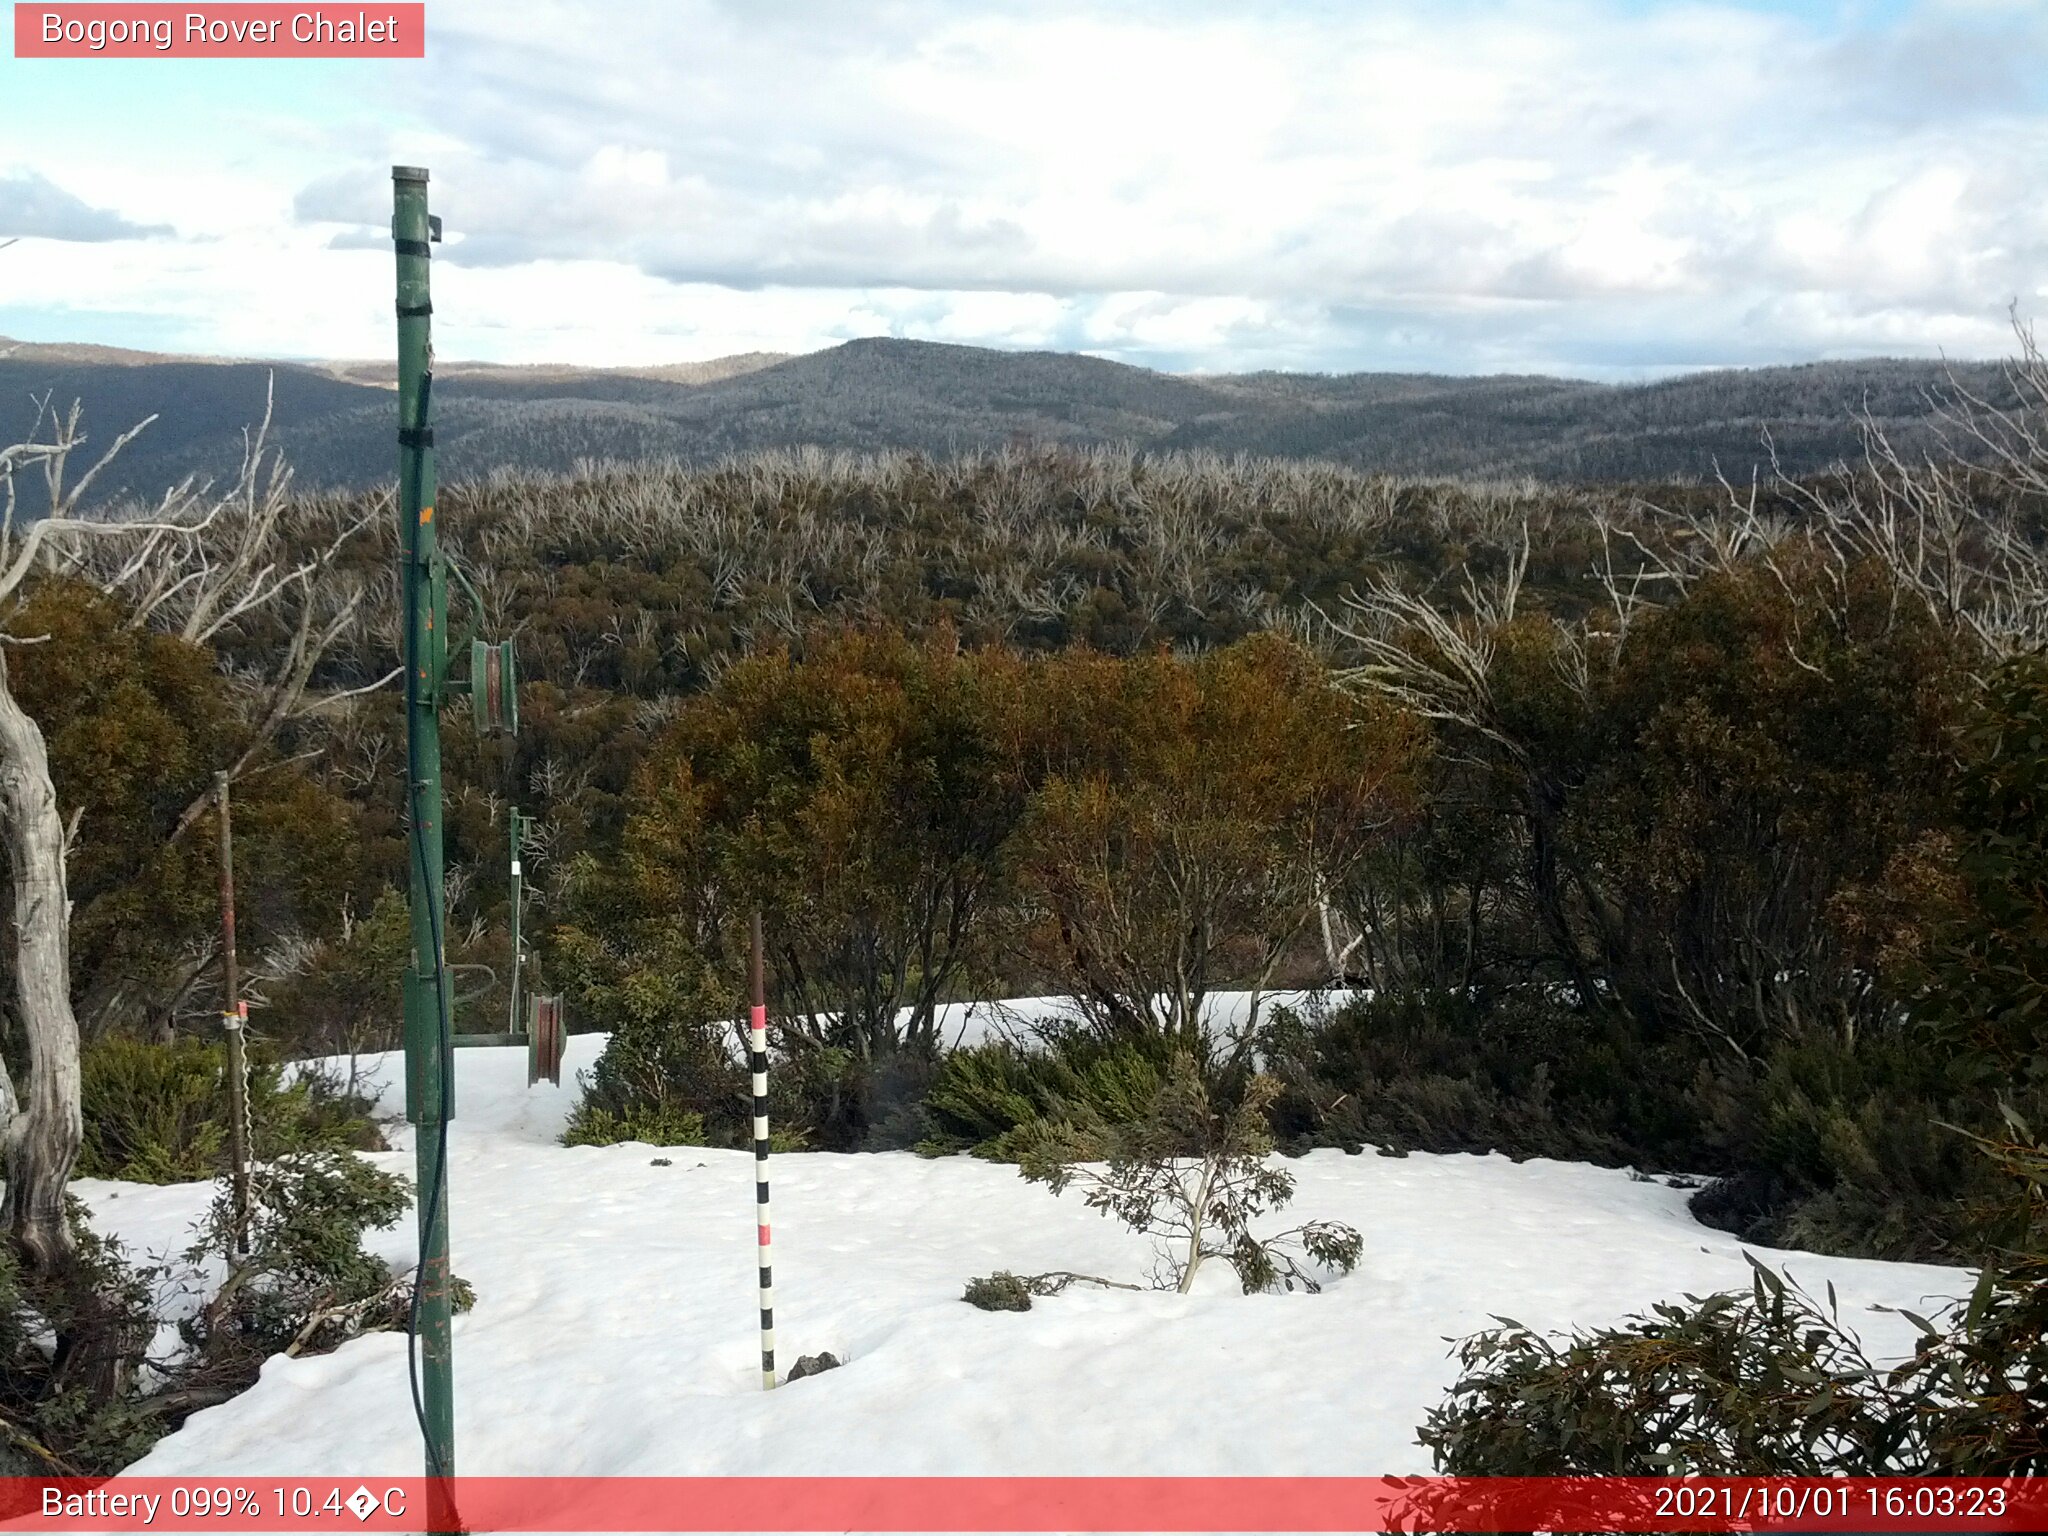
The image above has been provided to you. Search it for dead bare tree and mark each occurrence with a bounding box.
[1601,313,2048,669]
[1325,521,1535,763]
[0,392,380,1271]
[1782,326,2048,659]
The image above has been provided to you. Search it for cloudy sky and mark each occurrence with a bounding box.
[1,0,2043,377]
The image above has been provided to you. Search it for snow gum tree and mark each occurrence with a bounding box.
[569,629,1424,1147]
[1008,633,1424,1067]
[1014,1052,1364,1294]
[664,627,1027,1062]
[0,396,376,1273]
[1333,518,1973,1065]
[557,628,1029,1147]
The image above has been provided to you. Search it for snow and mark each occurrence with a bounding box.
[73,1000,1971,1479]
[812,988,1364,1051]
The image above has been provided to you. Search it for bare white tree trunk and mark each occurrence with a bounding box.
[1316,889,1365,983]
[1176,1154,1217,1294]
[0,385,379,1280]
[0,648,81,1266]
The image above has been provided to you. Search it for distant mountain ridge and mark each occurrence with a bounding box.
[0,335,2009,501]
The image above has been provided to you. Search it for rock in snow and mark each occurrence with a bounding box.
[785,1352,842,1382]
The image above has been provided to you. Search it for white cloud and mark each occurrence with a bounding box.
[3,0,2044,375]
[586,146,670,189]
[0,169,171,242]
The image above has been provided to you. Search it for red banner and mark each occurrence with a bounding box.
[0,1477,2039,1532]
[12,5,424,58]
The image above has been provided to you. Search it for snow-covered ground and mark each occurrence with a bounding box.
[80,1003,1970,1478]
[805,988,1366,1051]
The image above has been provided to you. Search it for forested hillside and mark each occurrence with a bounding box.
[0,335,2013,499]
[10,415,2044,1239]
[4,385,2047,1472]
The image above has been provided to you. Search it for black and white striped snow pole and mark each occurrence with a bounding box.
[750,911,775,1390]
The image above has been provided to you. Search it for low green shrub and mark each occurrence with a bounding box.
[560,997,825,1151]
[1260,990,1715,1171]
[1688,1032,2031,1262]
[1013,1053,1363,1295]
[0,1150,423,1473]
[920,1034,1164,1158]
[1418,1126,2048,1478]
[1259,990,2032,1265]
[0,1155,413,1477]
[560,996,743,1149]
[561,1104,709,1148]
[838,1045,943,1152]
[77,1036,382,1185]
[1422,1263,1917,1476]
[0,1202,161,1474]
[78,1037,227,1182]
[180,1148,413,1360]
[962,1272,1035,1312]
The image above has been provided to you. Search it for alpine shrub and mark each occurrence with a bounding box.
[920,1035,1164,1158]
[561,1104,709,1149]
[78,1036,382,1185]
[1419,1125,2048,1478]
[1013,1052,1362,1294]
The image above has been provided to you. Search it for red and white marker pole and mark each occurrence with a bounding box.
[749,912,775,1390]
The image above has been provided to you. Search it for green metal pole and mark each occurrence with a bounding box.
[392,164,457,1522]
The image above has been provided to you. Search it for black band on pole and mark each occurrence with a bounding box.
[750,911,774,1389]
[394,238,434,257]
[398,428,436,448]
[397,301,434,317]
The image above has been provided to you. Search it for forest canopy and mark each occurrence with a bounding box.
[4,373,2047,1270]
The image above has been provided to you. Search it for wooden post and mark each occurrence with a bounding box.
[216,771,251,1259]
